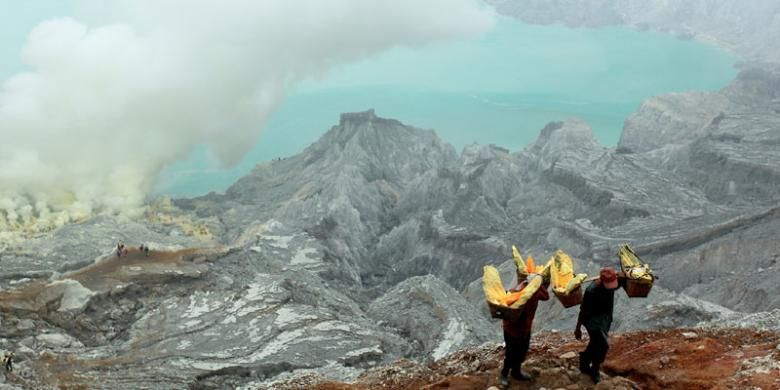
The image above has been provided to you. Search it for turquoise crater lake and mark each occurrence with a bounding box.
[157,17,736,196]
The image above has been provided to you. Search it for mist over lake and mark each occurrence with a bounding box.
[158,17,735,196]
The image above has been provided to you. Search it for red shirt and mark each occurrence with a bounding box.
[502,280,550,337]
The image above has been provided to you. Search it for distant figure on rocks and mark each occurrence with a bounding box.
[116,243,124,258]
[144,245,150,256]
[575,267,625,383]
[2,351,13,372]
[500,273,549,387]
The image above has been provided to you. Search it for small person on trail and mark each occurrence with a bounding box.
[116,243,123,258]
[2,351,13,373]
[575,267,625,383]
[144,244,150,256]
[500,273,549,386]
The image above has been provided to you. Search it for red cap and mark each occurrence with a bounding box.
[600,267,619,289]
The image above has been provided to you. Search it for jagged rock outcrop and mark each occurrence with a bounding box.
[367,275,498,360]
[704,308,780,331]
[178,109,460,290]
[618,92,730,153]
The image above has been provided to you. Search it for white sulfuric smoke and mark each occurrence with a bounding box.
[0,0,494,236]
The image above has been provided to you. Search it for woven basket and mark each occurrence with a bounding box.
[624,279,653,297]
[554,286,583,308]
[487,301,525,322]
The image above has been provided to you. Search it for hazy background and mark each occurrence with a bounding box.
[156,17,735,196]
[0,1,735,230]
[0,0,494,231]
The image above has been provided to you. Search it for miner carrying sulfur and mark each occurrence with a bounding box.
[499,273,549,386]
[2,351,13,373]
[575,267,625,383]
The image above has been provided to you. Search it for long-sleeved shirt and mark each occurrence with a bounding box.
[502,280,550,337]
[579,279,626,332]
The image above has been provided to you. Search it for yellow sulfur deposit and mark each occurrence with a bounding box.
[618,244,641,268]
[483,266,507,305]
[513,246,548,275]
[527,255,548,274]
[509,275,542,308]
[627,265,654,282]
[483,266,542,308]
[565,273,588,294]
[526,255,536,274]
[550,250,587,295]
[618,245,654,284]
[539,259,552,282]
[512,246,528,278]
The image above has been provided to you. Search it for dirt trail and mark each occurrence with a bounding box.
[64,247,207,291]
[0,247,212,314]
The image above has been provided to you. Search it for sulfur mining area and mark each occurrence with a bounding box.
[2,1,780,389]
[1,82,779,389]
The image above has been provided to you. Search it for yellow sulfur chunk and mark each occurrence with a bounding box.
[550,250,576,294]
[483,265,507,305]
[627,264,654,283]
[503,290,523,306]
[512,245,528,278]
[539,259,552,283]
[509,275,543,308]
[618,244,642,268]
[564,273,588,294]
[483,266,543,309]
[619,245,654,283]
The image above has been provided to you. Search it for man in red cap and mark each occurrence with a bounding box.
[574,266,623,383]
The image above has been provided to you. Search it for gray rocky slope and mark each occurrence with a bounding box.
[0,70,778,387]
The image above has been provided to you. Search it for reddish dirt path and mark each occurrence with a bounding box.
[603,328,780,390]
[270,328,780,390]
[64,247,205,291]
[0,247,213,313]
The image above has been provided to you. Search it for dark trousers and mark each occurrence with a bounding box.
[502,332,530,378]
[580,326,609,372]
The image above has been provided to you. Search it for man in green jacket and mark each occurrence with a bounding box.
[575,267,623,383]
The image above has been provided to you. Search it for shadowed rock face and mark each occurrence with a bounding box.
[1,67,779,388]
[367,275,499,360]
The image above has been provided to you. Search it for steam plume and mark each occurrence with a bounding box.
[0,0,494,237]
